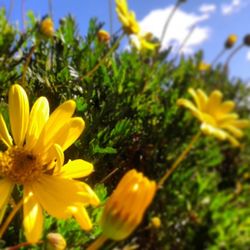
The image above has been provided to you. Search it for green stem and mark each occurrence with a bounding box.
[210,48,225,66]
[158,131,201,188]
[0,199,23,238]
[224,43,244,71]
[87,235,108,250]
[160,1,181,43]
[82,34,125,79]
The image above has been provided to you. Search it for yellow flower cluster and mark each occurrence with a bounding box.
[116,0,158,51]
[39,16,54,38]
[177,88,250,146]
[0,84,99,243]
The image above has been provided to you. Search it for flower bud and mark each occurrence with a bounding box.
[97,29,111,43]
[150,216,161,229]
[100,169,156,241]
[224,34,237,49]
[46,233,66,250]
[39,16,54,38]
[243,34,250,46]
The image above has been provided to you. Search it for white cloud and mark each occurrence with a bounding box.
[246,51,250,61]
[199,4,217,14]
[221,0,248,15]
[139,5,211,54]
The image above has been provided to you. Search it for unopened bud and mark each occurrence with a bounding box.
[224,34,237,49]
[46,233,66,250]
[243,34,250,46]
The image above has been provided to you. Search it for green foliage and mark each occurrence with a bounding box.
[0,9,249,250]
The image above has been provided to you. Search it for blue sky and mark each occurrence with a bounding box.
[1,0,250,81]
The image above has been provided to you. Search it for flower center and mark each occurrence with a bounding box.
[0,146,45,184]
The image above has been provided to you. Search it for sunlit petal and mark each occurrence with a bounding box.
[33,100,76,154]
[60,159,93,179]
[0,179,13,210]
[25,97,49,150]
[0,114,13,147]
[32,175,88,219]
[23,186,43,243]
[69,205,92,231]
[9,84,29,146]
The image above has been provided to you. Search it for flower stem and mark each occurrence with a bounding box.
[86,235,108,250]
[158,131,201,188]
[210,48,225,66]
[160,1,182,43]
[224,43,244,71]
[0,199,23,238]
[7,240,43,250]
[82,34,125,79]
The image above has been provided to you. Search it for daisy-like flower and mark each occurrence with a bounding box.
[224,34,237,49]
[130,32,159,52]
[100,169,156,241]
[0,84,99,243]
[115,0,140,35]
[177,88,250,146]
[97,29,111,43]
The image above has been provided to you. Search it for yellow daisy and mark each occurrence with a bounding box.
[116,0,140,35]
[39,16,54,38]
[100,169,156,241]
[0,84,99,243]
[177,88,250,146]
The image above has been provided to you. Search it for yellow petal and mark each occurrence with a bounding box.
[230,119,250,129]
[52,117,85,151]
[25,97,49,150]
[33,100,76,154]
[78,182,100,206]
[0,114,13,147]
[221,124,244,138]
[31,175,88,219]
[0,179,13,210]
[177,98,203,120]
[188,88,202,110]
[8,84,29,146]
[60,159,93,179]
[207,90,223,114]
[69,205,92,231]
[196,89,208,111]
[219,101,235,114]
[23,187,43,243]
[201,123,227,140]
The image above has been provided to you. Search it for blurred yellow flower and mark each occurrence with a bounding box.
[116,0,140,35]
[97,29,111,43]
[177,88,250,146]
[39,16,54,38]
[100,169,156,240]
[131,32,159,52]
[0,84,99,243]
[224,34,237,49]
[198,61,210,72]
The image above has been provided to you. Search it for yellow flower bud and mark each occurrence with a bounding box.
[243,34,250,46]
[100,169,156,241]
[150,216,161,229]
[40,16,54,38]
[224,34,237,49]
[97,29,111,43]
[46,233,67,250]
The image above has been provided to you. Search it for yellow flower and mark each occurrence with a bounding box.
[198,61,211,72]
[116,0,140,35]
[130,32,159,52]
[150,216,161,229]
[100,169,156,241]
[40,16,54,38]
[177,88,250,146]
[97,29,111,43]
[224,34,237,49]
[0,84,99,243]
